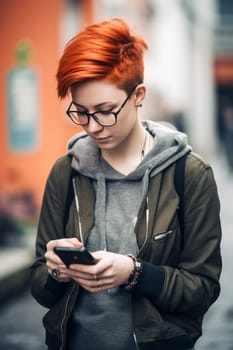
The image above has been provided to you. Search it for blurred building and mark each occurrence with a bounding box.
[0,0,232,219]
[93,0,233,159]
[0,0,88,215]
[214,0,233,170]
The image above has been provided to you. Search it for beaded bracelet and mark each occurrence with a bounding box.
[123,254,143,292]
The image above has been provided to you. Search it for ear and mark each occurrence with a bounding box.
[134,84,146,106]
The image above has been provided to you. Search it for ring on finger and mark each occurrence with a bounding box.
[51,268,60,279]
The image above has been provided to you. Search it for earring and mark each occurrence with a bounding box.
[136,103,143,108]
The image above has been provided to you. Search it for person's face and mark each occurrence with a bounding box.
[70,80,145,151]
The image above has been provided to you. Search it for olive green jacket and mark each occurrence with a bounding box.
[31,152,222,350]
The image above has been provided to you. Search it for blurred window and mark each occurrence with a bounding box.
[218,0,233,15]
[218,0,233,25]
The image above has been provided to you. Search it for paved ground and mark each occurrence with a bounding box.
[0,153,232,350]
[0,286,46,350]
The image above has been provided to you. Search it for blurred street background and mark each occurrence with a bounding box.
[0,0,233,349]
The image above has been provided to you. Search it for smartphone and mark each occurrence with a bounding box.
[54,246,96,267]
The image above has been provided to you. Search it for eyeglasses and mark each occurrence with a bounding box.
[66,86,137,127]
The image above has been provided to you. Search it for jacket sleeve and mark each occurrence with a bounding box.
[31,156,72,308]
[135,153,222,317]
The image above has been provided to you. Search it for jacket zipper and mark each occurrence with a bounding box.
[133,332,140,350]
[59,179,83,350]
[129,293,140,350]
[59,283,76,350]
[132,196,149,349]
[138,196,149,255]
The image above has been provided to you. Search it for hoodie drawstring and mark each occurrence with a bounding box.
[72,178,84,243]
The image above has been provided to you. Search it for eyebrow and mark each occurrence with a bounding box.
[72,100,117,110]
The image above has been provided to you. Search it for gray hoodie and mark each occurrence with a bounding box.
[66,120,191,350]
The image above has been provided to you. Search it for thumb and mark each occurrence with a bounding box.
[92,250,106,261]
[68,237,83,247]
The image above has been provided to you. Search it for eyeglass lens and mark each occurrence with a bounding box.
[68,107,117,126]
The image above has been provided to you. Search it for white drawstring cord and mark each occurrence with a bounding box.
[72,178,84,243]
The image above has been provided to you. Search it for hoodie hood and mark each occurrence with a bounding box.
[67,120,192,180]
[67,120,192,257]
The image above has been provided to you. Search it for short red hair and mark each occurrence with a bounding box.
[56,18,148,98]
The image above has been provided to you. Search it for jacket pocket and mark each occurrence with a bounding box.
[149,228,180,265]
[153,230,173,241]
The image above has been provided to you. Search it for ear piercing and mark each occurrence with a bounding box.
[136,103,143,107]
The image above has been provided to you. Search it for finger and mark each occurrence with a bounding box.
[69,259,110,277]
[68,238,84,247]
[78,281,104,293]
[92,252,115,273]
[56,237,83,248]
[47,238,83,252]
[82,279,115,293]
[47,262,68,277]
[75,275,114,291]
[66,268,95,281]
[68,263,101,279]
[68,271,98,284]
[50,269,71,282]
[45,251,62,266]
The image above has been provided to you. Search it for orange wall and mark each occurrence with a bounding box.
[0,0,90,207]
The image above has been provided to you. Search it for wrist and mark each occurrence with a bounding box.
[122,254,142,292]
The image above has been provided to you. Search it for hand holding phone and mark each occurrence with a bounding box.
[54,246,96,267]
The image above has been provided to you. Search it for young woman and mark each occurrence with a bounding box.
[31,18,222,350]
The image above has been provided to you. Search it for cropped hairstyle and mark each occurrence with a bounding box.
[56,18,148,98]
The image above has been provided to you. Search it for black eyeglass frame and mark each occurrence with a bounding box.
[66,85,138,127]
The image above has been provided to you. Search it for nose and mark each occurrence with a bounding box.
[85,116,104,134]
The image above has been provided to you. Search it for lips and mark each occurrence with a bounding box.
[93,136,111,143]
